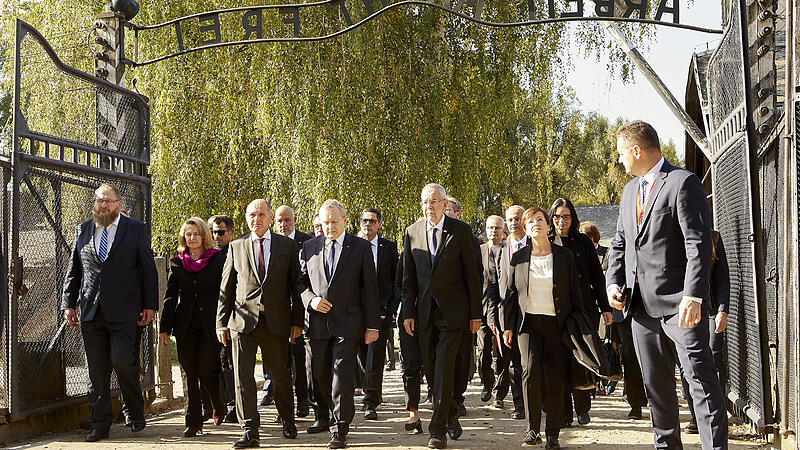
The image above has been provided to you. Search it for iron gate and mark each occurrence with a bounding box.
[1,19,153,421]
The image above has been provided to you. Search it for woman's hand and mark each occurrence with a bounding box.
[503,329,514,349]
[158,332,170,348]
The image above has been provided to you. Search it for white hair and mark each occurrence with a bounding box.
[319,199,347,217]
[421,183,447,199]
[486,215,504,226]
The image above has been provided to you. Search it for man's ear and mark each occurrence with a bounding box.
[632,144,643,159]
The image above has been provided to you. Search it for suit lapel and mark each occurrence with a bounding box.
[417,222,434,273]
[432,217,453,269]
[516,257,530,310]
[261,235,279,285]
[103,216,128,262]
[330,233,354,284]
[244,235,261,281]
[86,221,101,265]
[637,165,670,237]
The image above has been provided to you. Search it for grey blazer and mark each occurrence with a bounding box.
[605,160,713,318]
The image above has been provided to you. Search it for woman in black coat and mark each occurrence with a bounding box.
[159,217,227,437]
[500,207,584,449]
[549,198,612,427]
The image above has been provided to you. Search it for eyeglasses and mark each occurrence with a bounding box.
[361,218,378,224]
[212,229,229,236]
[94,199,120,206]
[553,214,572,222]
[421,199,442,207]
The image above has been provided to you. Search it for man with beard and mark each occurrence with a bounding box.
[62,184,158,442]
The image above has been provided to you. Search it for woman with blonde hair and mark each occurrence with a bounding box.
[159,217,227,437]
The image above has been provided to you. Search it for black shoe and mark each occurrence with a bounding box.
[628,406,643,420]
[605,380,618,396]
[522,430,542,446]
[328,432,347,449]
[233,431,260,448]
[224,408,238,423]
[307,419,330,434]
[545,435,560,449]
[447,421,462,440]
[85,428,109,442]
[480,389,492,402]
[577,412,590,425]
[405,419,423,434]
[428,434,447,449]
[685,421,699,434]
[364,408,378,420]
[202,409,212,423]
[283,422,298,439]
[456,402,467,417]
[184,425,203,437]
[131,420,146,433]
[296,400,311,418]
[385,361,395,371]
[512,409,525,420]
[260,394,274,406]
[493,398,504,409]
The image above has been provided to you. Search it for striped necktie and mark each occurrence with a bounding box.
[98,227,109,262]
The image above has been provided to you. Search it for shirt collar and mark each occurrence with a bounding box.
[369,235,379,247]
[427,215,445,232]
[326,232,346,247]
[288,229,296,240]
[250,230,271,242]
[508,234,527,249]
[642,157,665,186]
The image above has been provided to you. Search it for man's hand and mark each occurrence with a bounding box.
[158,332,170,348]
[602,311,613,326]
[679,297,702,328]
[365,329,379,344]
[64,308,79,328]
[310,297,333,313]
[469,319,481,334]
[404,318,415,337]
[607,286,625,310]
[714,312,728,334]
[289,326,303,342]
[503,330,514,349]
[138,308,155,326]
[217,329,231,346]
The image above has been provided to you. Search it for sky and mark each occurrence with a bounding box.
[565,1,723,160]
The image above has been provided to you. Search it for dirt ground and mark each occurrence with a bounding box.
[10,364,767,449]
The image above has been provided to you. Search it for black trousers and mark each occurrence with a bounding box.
[177,325,225,427]
[291,336,311,405]
[362,317,392,408]
[232,316,294,434]
[418,306,462,436]
[493,332,524,410]
[475,324,496,393]
[453,327,472,404]
[518,314,569,437]
[81,308,143,431]
[398,315,424,411]
[119,324,144,422]
[310,336,360,435]
[611,318,647,409]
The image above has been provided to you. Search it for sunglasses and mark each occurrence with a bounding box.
[212,229,229,236]
[361,218,378,224]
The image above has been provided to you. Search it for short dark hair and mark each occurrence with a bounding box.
[362,207,382,222]
[616,120,660,153]
[580,221,601,244]
[549,197,580,235]
[522,207,551,228]
[208,214,234,230]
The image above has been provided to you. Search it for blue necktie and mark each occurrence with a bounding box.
[430,229,437,264]
[325,241,336,282]
[98,227,109,262]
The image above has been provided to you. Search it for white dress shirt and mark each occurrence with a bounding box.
[368,235,379,270]
[251,230,271,276]
[427,215,445,259]
[508,235,528,258]
[288,229,296,240]
[639,156,665,210]
[94,213,121,257]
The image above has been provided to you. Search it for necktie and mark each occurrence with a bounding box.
[256,238,266,280]
[430,228,438,264]
[325,240,337,282]
[98,227,109,262]
[638,178,649,226]
[515,241,523,252]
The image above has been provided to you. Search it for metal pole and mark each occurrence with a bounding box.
[9,18,23,420]
[585,0,713,160]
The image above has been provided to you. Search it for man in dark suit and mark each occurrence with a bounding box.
[477,215,504,403]
[259,205,314,418]
[403,184,482,449]
[62,183,157,442]
[357,207,399,420]
[298,199,380,449]
[606,121,727,449]
[487,205,526,417]
[216,199,304,448]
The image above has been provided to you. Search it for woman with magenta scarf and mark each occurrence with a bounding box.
[159,217,227,437]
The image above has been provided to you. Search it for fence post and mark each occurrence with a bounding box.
[154,257,173,400]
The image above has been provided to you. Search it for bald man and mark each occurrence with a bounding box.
[217,199,304,447]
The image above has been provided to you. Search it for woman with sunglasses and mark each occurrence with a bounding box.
[501,207,583,448]
[159,217,227,437]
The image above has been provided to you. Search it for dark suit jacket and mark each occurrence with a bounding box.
[552,231,611,320]
[401,215,482,330]
[709,233,730,315]
[596,245,609,272]
[480,242,503,325]
[375,237,399,318]
[293,230,313,246]
[298,233,381,339]
[606,160,713,318]
[501,244,584,334]
[62,216,158,323]
[160,251,224,339]
[216,233,304,336]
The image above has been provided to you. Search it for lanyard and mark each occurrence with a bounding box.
[636,178,657,225]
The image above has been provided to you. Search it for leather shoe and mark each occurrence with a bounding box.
[307,419,330,434]
[131,420,146,433]
[456,402,467,417]
[577,413,590,425]
[85,428,109,442]
[628,406,643,420]
[260,394,274,406]
[447,421,462,440]
[428,434,447,449]
[480,389,492,402]
[512,409,525,420]
[364,408,378,420]
[493,398,504,409]
[233,431,260,448]
[296,400,311,418]
[545,435,561,449]
[224,408,238,423]
[183,425,202,437]
[685,421,699,434]
[522,430,542,446]
[282,422,298,439]
[328,432,347,449]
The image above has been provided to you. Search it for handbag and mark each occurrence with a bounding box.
[599,324,624,382]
